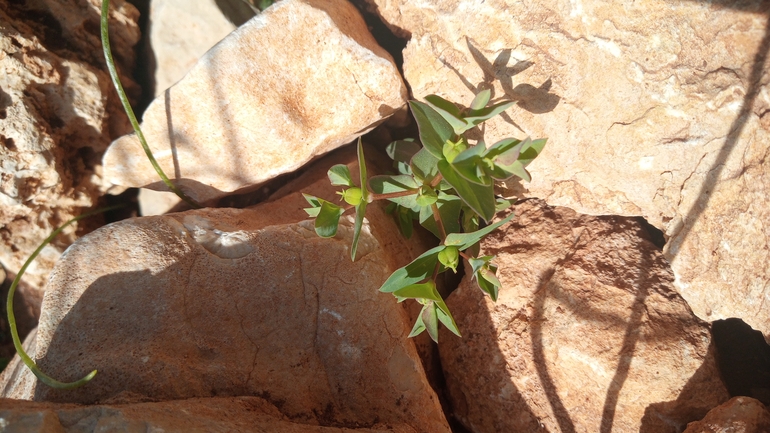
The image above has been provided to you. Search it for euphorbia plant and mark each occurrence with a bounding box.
[304,91,546,342]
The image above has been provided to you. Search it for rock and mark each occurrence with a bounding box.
[367,0,770,337]
[0,0,138,294]
[0,396,423,432]
[683,396,770,433]
[0,163,450,430]
[439,199,729,433]
[103,0,408,204]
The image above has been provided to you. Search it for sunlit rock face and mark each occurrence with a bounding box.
[366,0,770,337]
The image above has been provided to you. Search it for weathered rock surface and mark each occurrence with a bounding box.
[103,0,408,203]
[683,396,770,433]
[0,0,138,294]
[0,173,449,431]
[368,0,770,337]
[0,396,422,432]
[439,199,729,433]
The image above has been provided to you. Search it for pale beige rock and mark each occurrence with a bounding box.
[0,0,138,294]
[103,0,408,203]
[439,199,728,433]
[0,396,421,432]
[369,0,770,336]
[683,396,770,433]
[0,196,449,431]
[150,0,242,95]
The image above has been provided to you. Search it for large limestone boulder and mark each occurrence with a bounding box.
[366,0,770,337]
[103,0,408,204]
[0,147,450,431]
[0,396,422,432]
[439,199,729,433]
[0,0,138,295]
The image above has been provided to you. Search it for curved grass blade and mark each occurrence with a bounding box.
[8,205,125,389]
[101,0,201,209]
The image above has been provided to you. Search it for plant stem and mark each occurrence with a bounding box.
[8,205,125,389]
[368,189,419,202]
[100,0,201,209]
[431,202,447,240]
[429,174,444,189]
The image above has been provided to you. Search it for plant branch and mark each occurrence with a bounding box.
[429,173,444,189]
[368,189,419,202]
[431,202,447,240]
[100,0,201,209]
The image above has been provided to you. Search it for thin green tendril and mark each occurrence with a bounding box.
[100,0,201,209]
[8,205,125,389]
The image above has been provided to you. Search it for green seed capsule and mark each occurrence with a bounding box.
[438,246,460,272]
[340,187,362,206]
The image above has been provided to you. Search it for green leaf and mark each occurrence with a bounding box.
[477,265,502,301]
[422,303,440,342]
[485,138,523,161]
[386,139,421,165]
[469,89,491,111]
[379,246,444,293]
[396,206,415,239]
[438,159,496,221]
[315,199,345,238]
[465,100,515,126]
[410,148,441,184]
[468,256,494,274]
[408,312,427,338]
[415,186,438,207]
[436,301,461,337]
[424,94,469,134]
[409,100,455,159]
[303,194,322,217]
[444,213,515,250]
[495,198,514,212]
[328,165,354,187]
[351,139,368,261]
[451,143,491,185]
[393,281,442,302]
[442,138,467,163]
[517,138,548,168]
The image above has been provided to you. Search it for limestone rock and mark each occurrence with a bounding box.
[439,199,728,433]
[103,0,408,204]
[0,206,449,431]
[368,0,770,337]
[0,396,422,432]
[0,0,138,294]
[683,396,770,433]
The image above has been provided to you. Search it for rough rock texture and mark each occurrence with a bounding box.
[0,0,138,294]
[0,178,450,431]
[683,397,770,433]
[103,0,408,203]
[367,0,770,337]
[439,199,729,433]
[0,396,422,432]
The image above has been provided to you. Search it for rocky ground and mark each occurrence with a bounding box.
[1,0,770,431]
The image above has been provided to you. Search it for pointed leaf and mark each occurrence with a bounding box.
[410,148,441,184]
[393,281,442,302]
[469,89,491,111]
[485,138,523,161]
[408,312,427,338]
[424,94,470,134]
[409,100,455,159]
[386,139,421,164]
[379,246,444,293]
[451,143,491,185]
[303,194,322,217]
[465,100,515,126]
[315,200,344,238]
[328,165,354,187]
[423,303,440,343]
[468,256,494,275]
[444,213,515,249]
[436,301,462,337]
[517,138,547,167]
[438,159,496,221]
[351,140,368,261]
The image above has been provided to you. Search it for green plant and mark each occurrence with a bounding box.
[304,92,546,342]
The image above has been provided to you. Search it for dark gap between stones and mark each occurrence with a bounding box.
[712,318,770,405]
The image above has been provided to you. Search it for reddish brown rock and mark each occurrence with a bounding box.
[439,199,728,432]
[0,396,423,432]
[683,397,770,433]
